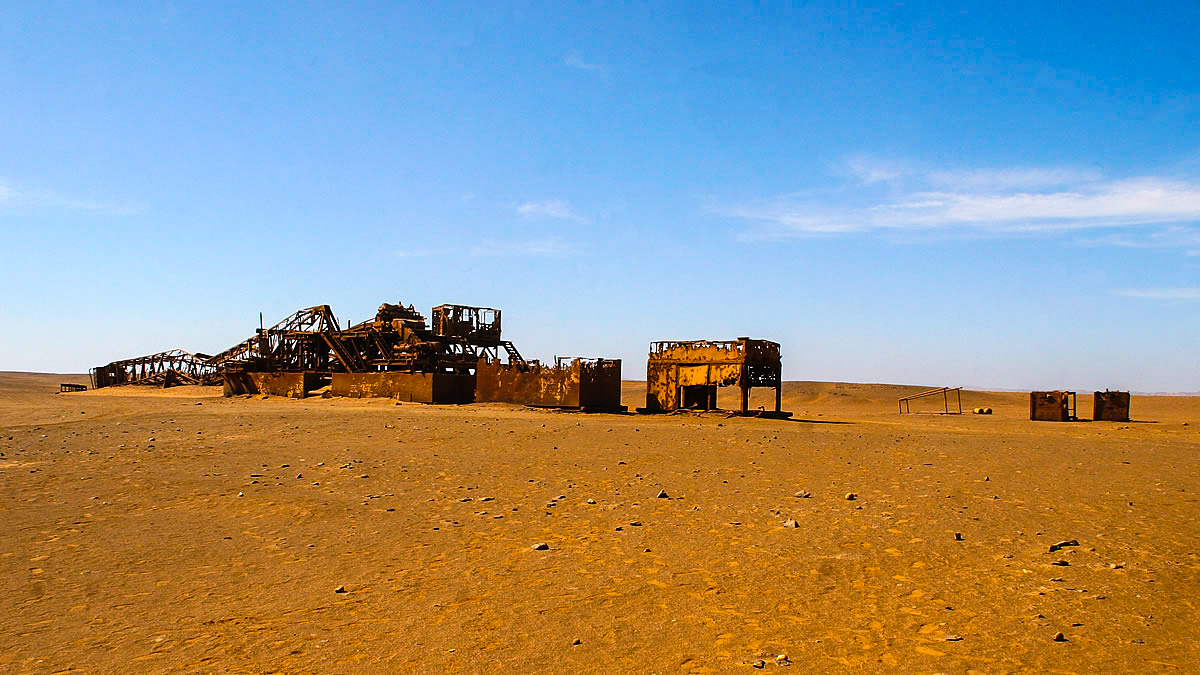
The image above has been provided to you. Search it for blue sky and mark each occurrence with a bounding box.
[2,2,1198,391]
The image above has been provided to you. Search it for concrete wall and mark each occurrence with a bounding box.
[223,371,321,398]
[477,358,623,410]
[330,372,474,403]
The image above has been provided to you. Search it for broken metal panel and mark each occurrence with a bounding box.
[577,358,623,410]
[643,338,785,415]
[330,372,474,403]
[476,357,624,410]
[1030,391,1076,421]
[476,358,580,407]
[1093,390,1130,422]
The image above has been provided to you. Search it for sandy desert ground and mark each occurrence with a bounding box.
[2,371,1198,673]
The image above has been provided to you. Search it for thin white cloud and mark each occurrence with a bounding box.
[1116,288,1200,300]
[564,49,604,73]
[1082,225,1200,256]
[926,167,1102,191]
[840,156,907,185]
[511,199,587,222]
[729,158,1200,241]
[469,238,568,257]
[0,177,143,215]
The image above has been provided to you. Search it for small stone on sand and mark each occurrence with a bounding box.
[657,489,669,498]
[334,585,346,593]
[782,519,799,528]
[1052,632,1067,642]
[532,542,549,550]
[845,493,857,501]
[794,491,812,498]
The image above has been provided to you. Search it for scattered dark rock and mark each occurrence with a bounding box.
[845,493,857,501]
[782,519,799,528]
[794,491,812,498]
[656,489,669,498]
[955,533,965,541]
[1052,632,1067,642]
[532,542,549,551]
[334,586,347,593]
[1049,539,1079,552]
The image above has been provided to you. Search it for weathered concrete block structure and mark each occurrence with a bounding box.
[1030,391,1076,421]
[223,370,325,399]
[1093,390,1131,422]
[475,357,624,411]
[642,338,789,417]
[330,372,475,403]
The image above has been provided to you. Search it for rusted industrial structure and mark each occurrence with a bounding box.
[1030,390,1131,422]
[91,300,622,410]
[1093,390,1131,422]
[640,338,790,417]
[1029,391,1076,421]
[90,349,220,389]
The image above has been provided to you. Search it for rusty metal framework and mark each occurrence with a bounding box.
[640,338,790,417]
[90,349,220,389]
[898,386,962,414]
[91,300,526,389]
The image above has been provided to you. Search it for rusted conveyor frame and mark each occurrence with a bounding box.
[898,386,962,414]
[89,349,219,388]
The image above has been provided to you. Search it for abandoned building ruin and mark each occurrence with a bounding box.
[90,301,624,411]
[640,338,791,418]
[1029,390,1130,422]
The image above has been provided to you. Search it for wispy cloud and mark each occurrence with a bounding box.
[1082,225,1200,256]
[1116,287,1200,300]
[564,49,605,73]
[511,199,587,222]
[469,237,568,257]
[729,158,1200,243]
[0,177,143,215]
